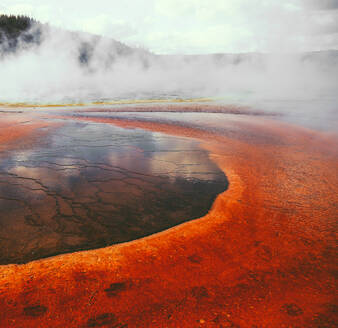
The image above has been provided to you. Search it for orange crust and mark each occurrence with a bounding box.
[0,115,337,327]
[0,115,58,151]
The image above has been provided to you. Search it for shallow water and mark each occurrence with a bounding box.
[0,119,228,264]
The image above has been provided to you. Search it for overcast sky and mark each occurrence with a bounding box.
[1,0,338,54]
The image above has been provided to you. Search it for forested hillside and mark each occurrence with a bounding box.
[0,14,43,52]
[0,14,150,66]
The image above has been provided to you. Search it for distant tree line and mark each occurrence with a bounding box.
[0,14,42,53]
[0,14,150,66]
[0,15,35,38]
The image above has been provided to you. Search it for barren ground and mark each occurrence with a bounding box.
[0,105,337,327]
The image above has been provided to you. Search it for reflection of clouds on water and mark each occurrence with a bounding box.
[0,113,228,189]
[105,127,223,182]
[0,119,228,264]
[1,118,227,192]
[148,147,222,182]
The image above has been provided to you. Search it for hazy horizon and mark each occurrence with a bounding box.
[1,0,338,55]
[0,2,337,129]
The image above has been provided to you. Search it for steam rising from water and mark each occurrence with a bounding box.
[0,24,337,122]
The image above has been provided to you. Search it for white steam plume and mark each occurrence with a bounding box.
[0,23,337,123]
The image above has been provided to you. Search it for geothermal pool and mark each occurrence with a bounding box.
[0,116,227,264]
[0,104,336,328]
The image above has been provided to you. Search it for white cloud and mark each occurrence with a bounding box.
[1,0,337,54]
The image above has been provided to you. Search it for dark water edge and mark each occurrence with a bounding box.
[0,119,228,264]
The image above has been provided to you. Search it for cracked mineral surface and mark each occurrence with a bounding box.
[0,105,336,328]
[0,117,227,264]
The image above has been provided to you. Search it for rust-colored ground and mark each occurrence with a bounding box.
[74,103,273,115]
[0,115,52,150]
[0,112,337,327]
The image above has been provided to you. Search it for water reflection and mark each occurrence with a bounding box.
[0,120,227,264]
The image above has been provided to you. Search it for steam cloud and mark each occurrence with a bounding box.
[0,23,337,123]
